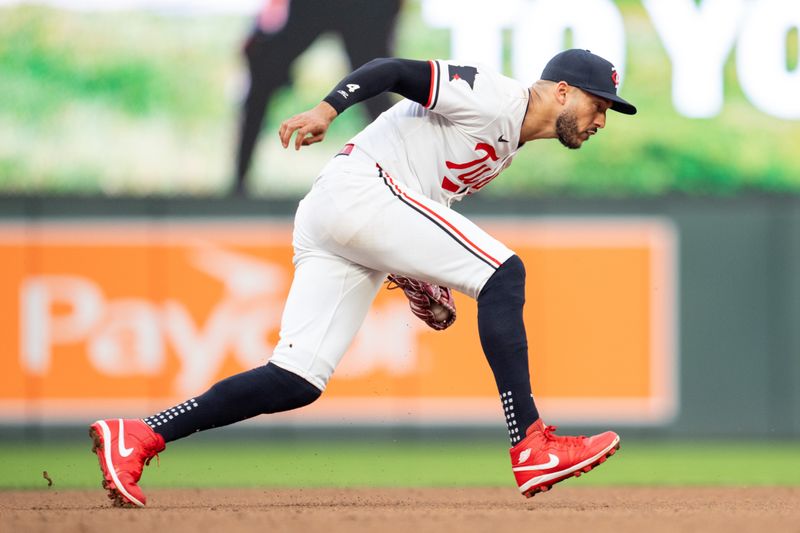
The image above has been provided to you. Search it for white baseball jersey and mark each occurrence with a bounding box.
[350,60,530,205]
[270,60,522,390]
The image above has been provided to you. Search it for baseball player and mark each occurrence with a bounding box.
[90,49,637,507]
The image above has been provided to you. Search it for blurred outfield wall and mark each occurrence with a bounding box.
[2,0,799,439]
[1,195,798,438]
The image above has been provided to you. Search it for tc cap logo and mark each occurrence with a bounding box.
[611,68,620,89]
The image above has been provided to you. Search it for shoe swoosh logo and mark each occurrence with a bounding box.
[118,420,134,458]
[512,453,559,472]
[518,448,532,464]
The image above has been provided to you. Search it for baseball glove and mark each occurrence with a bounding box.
[386,274,456,331]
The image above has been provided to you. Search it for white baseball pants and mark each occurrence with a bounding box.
[269,147,514,390]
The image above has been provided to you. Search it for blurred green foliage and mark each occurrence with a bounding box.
[0,1,799,196]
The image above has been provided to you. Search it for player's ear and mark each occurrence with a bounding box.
[554,81,570,106]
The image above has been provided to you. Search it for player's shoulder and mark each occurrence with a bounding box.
[433,59,526,97]
[425,59,529,134]
[432,60,500,82]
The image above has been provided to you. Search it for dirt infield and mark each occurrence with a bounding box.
[3,487,798,533]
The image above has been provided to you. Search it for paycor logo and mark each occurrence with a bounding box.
[18,244,422,395]
[2,219,677,425]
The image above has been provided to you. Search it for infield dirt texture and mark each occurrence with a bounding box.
[4,486,799,533]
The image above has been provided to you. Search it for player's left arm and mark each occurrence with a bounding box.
[279,101,339,151]
[279,58,431,150]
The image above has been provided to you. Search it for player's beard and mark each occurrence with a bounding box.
[556,110,582,149]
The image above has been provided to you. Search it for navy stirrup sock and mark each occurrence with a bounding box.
[477,255,539,445]
[144,363,321,443]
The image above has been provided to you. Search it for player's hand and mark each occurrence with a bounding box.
[279,102,338,151]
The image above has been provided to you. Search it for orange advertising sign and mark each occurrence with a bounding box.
[0,218,677,425]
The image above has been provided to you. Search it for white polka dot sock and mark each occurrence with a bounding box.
[144,399,199,430]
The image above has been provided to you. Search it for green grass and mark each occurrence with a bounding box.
[1,439,798,490]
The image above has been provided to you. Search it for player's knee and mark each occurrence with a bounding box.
[267,363,323,410]
[478,255,526,305]
[207,363,323,414]
[293,377,323,409]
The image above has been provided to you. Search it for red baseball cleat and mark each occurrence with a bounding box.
[89,418,166,507]
[510,418,620,497]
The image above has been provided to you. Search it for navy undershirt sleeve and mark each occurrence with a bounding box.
[323,58,431,115]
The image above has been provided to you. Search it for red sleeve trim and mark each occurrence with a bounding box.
[424,60,436,108]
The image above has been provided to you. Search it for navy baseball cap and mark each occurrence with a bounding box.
[541,49,637,115]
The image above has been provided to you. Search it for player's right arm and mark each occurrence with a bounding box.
[279,58,431,150]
